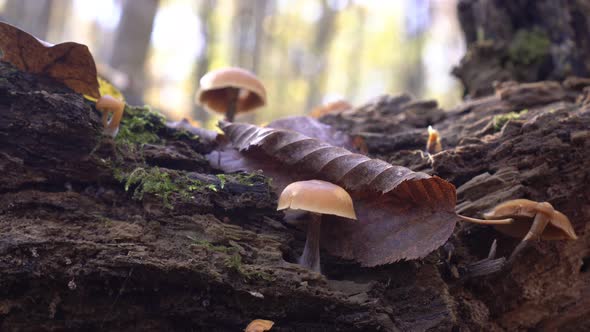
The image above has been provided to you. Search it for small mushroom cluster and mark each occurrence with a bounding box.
[276,179,578,272]
[460,199,577,261]
[194,68,578,273]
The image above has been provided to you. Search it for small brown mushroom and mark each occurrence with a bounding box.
[483,199,577,241]
[426,125,442,154]
[277,180,356,272]
[309,99,352,118]
[463,199,577,262]
[196,67,266,122]
[96,95,125,137]
[245,319,274,332]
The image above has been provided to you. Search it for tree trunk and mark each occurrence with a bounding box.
[454,0,590,97]
[345,6,366,99]
[231,0,268,71]
[304,0,338,112]
[109,0,159,105]
[2,0,53,40]
[192,0,216,123]
[230,0,269,123]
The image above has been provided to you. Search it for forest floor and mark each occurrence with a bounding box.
[0,61,589,331]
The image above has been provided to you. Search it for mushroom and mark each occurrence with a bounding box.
[426,125,442,154]
[96,95,125,137]
[310,99,352,118]
[244,319,274,332]
[277,180,356,272]
[462,199,577,261]
[196,67,266,122]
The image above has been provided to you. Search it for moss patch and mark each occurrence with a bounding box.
[172,128,200,141]
[232,172,271,186]
[188,237,233,254]
[116,166,219,209]
[493,109,528,131]
[224,253,275,282]
[509,29,550,65]
[115,105,167,146]
[188,236,275,282]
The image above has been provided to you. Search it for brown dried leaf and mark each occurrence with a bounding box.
[0,22,100,98]
[218,121,457,266]
[267,115,358,152]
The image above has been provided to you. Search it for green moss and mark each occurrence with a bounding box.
[224,253,275,281]
[172,129,200,141]
[115,105,167,146]
[233,172,270,186]
[90,212,113,226]
[188,237,232,254]
[509,29,550,65]
[493,109,528,131]
[187,236,274,282]
[216,174,227,189]
[123,167,177,207]
[225,253,243,271]
[117,166,219,209]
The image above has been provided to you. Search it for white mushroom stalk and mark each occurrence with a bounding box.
[299,213,322,271]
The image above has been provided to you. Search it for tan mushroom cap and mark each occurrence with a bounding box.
[197,67,266,114]
[277,180,357,220]
[244,319,274,332]
[310,99,352,118]
[483,199,578,240]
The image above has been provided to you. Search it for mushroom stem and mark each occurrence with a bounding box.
[104,105,125,137]
[508,211,550,263]
[298,213,322,272]
[458,214,514,225]
[523,210,551,241]
[225,88,240,122]
[96,95,125,138]
[426,125,442,154]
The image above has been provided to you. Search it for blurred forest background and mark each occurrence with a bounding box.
[0,0,464,126]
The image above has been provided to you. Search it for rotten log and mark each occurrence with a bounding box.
[1,57,590,332]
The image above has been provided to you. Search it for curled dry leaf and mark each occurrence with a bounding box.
[214,121,457,266]
[245,319,274,332]
[0,22,100,98]
[267,115,359,152]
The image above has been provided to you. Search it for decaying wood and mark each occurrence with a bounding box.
[455,0,590,97]
[1,59,589,332]
[319,79,590,330]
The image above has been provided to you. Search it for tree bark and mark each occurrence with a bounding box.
[454,0,590,97]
